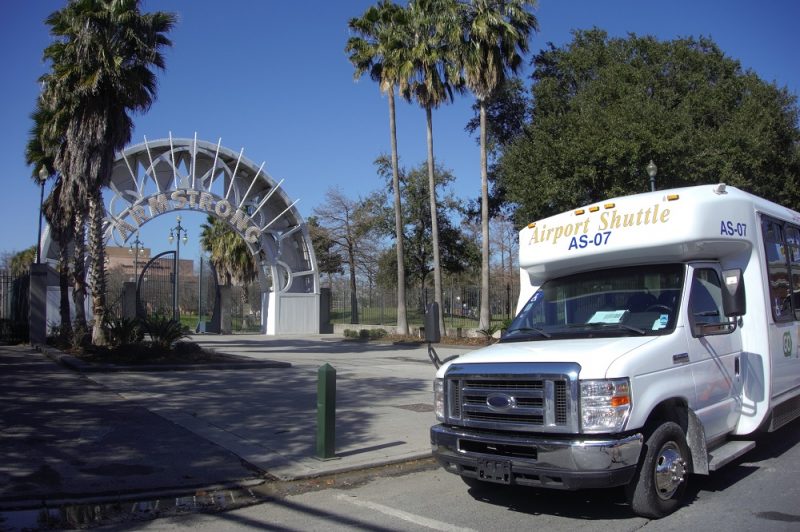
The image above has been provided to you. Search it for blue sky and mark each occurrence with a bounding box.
[1,0,798,263]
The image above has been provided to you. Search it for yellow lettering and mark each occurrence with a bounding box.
[643,207,653,224]
[598,212,609,231]
[623,213,635,227]
[553,225,564,244]
[528,226,540,245]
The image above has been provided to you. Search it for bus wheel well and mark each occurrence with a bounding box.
[642,399,708,475]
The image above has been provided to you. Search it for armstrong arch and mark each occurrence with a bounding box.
[41,133,321,335]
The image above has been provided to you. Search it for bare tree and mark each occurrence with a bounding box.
[313,188,387,324]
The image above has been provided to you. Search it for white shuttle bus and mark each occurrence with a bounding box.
[430,183,800,517]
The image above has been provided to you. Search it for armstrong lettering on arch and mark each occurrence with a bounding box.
[31,132,325,335]
[111,190,262,245]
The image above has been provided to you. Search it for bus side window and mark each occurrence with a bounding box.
[785,226,800,320]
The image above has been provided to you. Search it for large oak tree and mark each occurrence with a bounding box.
[499,29,800,225]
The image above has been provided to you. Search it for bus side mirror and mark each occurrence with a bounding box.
[722,269,746,317]
[425,302,441,344]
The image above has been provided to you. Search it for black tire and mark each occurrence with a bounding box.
[626,421,692,518]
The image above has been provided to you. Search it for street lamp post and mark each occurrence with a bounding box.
[128,232,146,282]
[646,160,658,192]
[168,216,188,322]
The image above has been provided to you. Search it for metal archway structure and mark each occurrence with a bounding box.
[41,133,321,335]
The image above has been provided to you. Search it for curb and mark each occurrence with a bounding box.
[271,452,436,482]
[36,344,291,372]
[0,478,267,511]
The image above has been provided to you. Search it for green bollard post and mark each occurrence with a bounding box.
[316,363,337,460]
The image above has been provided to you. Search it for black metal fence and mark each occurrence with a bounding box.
[229,284,262,333]
[0,272,29,343]
[104,259,259,333]
[330,282,520,331]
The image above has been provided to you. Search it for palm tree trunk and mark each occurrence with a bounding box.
[71,211,87,332]
[58,238,73,340]
[388,88,409,335]
[88,188,108,346]
[425,106,445,335]
[479,101,491,330]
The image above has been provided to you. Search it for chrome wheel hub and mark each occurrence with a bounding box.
[654,442,686,500]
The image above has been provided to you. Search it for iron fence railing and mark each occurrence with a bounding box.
[0,272,29,342]
[330,282,520,331]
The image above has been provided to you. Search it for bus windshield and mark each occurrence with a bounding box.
[503,264,685,341]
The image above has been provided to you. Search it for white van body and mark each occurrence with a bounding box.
[430,184,800,517]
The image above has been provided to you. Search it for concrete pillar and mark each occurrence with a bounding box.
[29,263,49,345]
[220,284,232,334]
[319,287,332,334]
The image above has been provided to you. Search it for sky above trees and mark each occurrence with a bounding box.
[1,0,798,261]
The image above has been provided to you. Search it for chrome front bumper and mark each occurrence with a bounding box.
[431,424,643,490]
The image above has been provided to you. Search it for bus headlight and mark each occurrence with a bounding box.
[580,379,631,433]
[434,378,445,421]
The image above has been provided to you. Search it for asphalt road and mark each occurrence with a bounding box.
[103,416,800,531]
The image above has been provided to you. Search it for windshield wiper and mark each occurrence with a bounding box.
[591,322,647,335]
[504,327,552,339]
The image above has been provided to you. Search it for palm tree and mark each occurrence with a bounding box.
[404,0,462,335]
[25,101,78,338]
[200,216,257,298]
[8,247,38,277]
[460,0,538,330]
[42,180,78,339]
[346,1,412,335]
[40,0,175,345]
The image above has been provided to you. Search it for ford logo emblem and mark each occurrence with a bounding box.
[486,393,516,411]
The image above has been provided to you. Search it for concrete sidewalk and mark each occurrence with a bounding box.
[0,335,472,508]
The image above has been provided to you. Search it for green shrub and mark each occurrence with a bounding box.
[141,314,190,351]
[343,328,386,340]
[477,324,501,344]
[368,328,387,340]
[105,316,144,347]
[174,341,202,355]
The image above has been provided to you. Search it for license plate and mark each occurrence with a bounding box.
[477,459,511,484]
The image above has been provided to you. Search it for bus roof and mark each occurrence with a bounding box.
[518,183,799,283]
